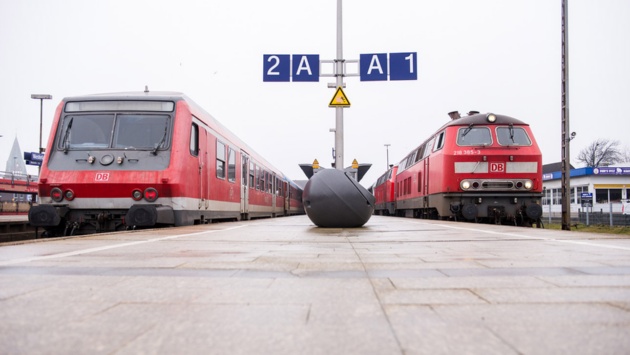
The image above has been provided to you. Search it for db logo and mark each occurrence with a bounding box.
[95,173,110,181]
[490,163,505,172]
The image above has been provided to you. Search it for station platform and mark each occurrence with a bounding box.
[1,215,629,354]
[0,214,35,242]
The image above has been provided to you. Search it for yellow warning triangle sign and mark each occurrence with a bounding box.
[329,87,351,107]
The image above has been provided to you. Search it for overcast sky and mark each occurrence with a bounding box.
[1,0,629,186]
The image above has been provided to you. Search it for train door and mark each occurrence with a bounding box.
[271,173,277,215]
[199,129,210,209]
[423,157,430,208]
[240,151,249,217]
[284,181,289,215]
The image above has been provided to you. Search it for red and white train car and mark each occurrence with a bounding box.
[373,112,543,226]
[29,91,303,236]
[373,165,398,216]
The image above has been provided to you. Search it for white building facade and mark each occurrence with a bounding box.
[542,166,630,216]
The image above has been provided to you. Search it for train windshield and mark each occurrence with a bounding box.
[59,114,170,151]
[496,126,532,146]
[457,126,492,146]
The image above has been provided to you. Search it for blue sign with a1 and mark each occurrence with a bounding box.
[389,52,417,80]
[359,53,388,81]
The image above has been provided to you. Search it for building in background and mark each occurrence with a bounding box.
[4,137,27,176]
[1,137,33,204]
[542,162,630,216]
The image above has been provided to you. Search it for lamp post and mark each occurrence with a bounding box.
[384,144,391,169]
[31,94,52,155]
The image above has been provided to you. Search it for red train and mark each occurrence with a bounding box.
[372,111,543,226]
[29,91,303,236]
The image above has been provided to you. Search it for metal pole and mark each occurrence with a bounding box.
[548,190,552,225]
[384,144,390,169]
[334,0,344,170]
[39,99,43,154]
[561,0,571,230]
[609,190,613,226]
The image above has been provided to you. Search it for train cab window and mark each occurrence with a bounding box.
[496,126,532,146]
[216,141,226,179]
[457,127,492,146]
[422,137,435,159]
[60,113,173,152]
[227,148,236,182]
[433,131,446,151]
[414,145,425,163]
[190,123,199,156]
[59,115,114,149]
[114,114,170,150]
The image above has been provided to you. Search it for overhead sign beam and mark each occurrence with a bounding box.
[263,52,418,82]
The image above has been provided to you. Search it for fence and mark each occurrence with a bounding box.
[542,210,630,227]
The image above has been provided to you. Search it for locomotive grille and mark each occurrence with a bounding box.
[482,181,514,189]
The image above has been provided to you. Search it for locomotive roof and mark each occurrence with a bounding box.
[439,113,529,130]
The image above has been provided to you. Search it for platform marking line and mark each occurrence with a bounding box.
[413,221,630,252]
[0,225,247,267]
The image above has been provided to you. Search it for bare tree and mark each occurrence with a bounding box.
[576,139,622,167]
[621,145,630,164]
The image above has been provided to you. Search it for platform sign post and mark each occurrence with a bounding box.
[333,0,345,169]
[262,0,417,170]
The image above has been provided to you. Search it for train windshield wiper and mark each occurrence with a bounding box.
[462,123,474,137]
[509,123,515,143]
[62,117,74,154]
[152,119,169,155]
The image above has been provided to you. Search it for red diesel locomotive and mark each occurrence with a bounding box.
[373,111,543,226]
[29,91,303,236]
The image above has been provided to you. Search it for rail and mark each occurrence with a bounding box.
[0,171,39,195]
[0,171,39,183]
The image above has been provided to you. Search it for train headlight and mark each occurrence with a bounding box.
[132,189,143,201]
[461,180,471,190]
[64,189,75,201]
[486,113,497,122]
[524,180,533,190]
[51,187,64,202]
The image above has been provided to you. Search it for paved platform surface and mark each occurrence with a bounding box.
[1,215,629,354]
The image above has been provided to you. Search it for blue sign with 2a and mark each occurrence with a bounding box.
[263,54,319,82]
